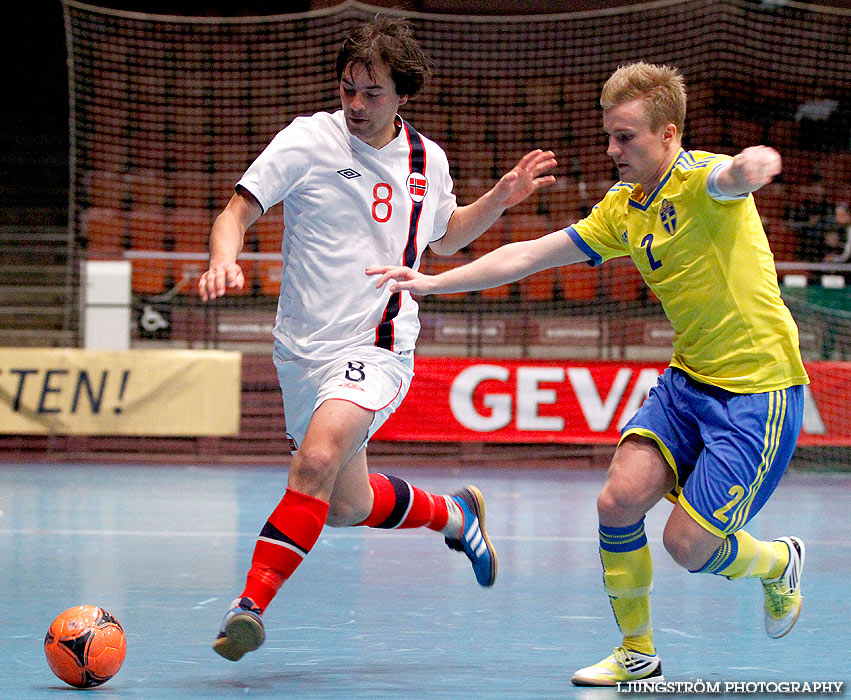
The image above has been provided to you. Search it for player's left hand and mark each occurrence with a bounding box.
[366,265,436,295]
[491,149,557,209]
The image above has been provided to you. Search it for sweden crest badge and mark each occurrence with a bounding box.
[660,198,677,235]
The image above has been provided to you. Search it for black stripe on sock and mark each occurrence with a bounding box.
[375,474,411,529]
[259,520,309,556]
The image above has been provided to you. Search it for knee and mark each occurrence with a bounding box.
[662,522,715,571]
[662,527,692,569]
[597,485,644,526]
[289,445,338,498]
[325,498,367,528]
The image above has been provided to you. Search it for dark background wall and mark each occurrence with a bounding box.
[0,0,628,226]
[1,0,670,226]
[3,0,843,227]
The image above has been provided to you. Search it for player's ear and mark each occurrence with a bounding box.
[398,94,409,106]
[662,123,677,144]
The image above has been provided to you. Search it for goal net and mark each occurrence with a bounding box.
[63,0,851,466]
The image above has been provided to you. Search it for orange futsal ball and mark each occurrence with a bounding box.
[44,605,126,688]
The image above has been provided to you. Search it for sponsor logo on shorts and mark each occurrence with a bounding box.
[337,381,366,392]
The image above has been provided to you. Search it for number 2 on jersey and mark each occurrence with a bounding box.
[641,233,663,270]
[372,183,393,223]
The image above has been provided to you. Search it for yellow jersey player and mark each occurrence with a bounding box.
[368,61,808,686]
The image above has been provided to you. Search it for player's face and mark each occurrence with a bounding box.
[340,60,408,149]
[603,98,677,192]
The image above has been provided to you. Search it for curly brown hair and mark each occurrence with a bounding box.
[336,16,432,98]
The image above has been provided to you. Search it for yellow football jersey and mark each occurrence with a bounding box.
[566,149,808,392]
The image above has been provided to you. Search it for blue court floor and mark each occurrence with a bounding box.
[1,462,849,699]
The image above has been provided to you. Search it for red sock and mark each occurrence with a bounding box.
[357,473,449,531]
[241,487,329,611]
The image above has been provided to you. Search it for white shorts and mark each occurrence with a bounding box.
[273,341,414,454]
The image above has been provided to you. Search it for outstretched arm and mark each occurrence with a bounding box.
[714,145,781,197]
[367,230,589,295]
[430,149,557,255]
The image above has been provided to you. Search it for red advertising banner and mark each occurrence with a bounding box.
[373,358,851,446]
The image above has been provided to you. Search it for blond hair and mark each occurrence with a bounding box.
[600,61,686,137]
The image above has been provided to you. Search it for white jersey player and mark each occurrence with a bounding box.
[198,16,556,663]
[238,108,455,360]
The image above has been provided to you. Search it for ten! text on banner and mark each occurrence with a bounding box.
[0,348,241,436]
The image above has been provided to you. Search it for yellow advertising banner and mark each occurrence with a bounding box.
[0,348,241,436]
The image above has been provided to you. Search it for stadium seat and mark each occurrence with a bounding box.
[754,182,785,221]
[508,213,550,242]
[87,135,129,173]
[171,172,213,208]
[470,219,512,299]
[511,213,556,301]
[730,116,764,146]
[823,152,851,203]
[479,281,512,300]
[128,208,169,295]
[607,264,644,302]
[85,171,128,209]
[763,218,799,262]
[519,267,556,301]
[560,263,599,301]
[212,142,248,174]
[254,205,284,296]
[471,216,509,257]
[766,118,797,149]
[213,174,239,211]
[82,207,127,258]
[171,208,216,294]
[419,251,470,299]
[130,132,167,170]
[127,170,168,208]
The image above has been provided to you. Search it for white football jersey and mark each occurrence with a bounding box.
[237,110,457,359]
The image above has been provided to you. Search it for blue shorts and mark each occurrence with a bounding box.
[621,368,804,537]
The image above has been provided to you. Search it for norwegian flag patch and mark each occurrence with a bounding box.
[406,172,428,202]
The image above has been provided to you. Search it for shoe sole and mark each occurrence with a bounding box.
[461,485,498,587]
[768,537,806,639]
[572,674,665,688]
[212,614,265,661]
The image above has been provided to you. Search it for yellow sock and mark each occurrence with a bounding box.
[599,519,655,655]
[695,530,788,580]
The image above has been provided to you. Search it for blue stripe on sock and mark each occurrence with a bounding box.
[599,518,647,553]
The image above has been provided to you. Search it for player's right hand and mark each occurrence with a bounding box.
[198,262,244,301]
[729,145,782,191]
[366,265,434,296]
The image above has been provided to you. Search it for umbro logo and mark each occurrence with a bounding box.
[337,168,362,179]
[337,382,365,392]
